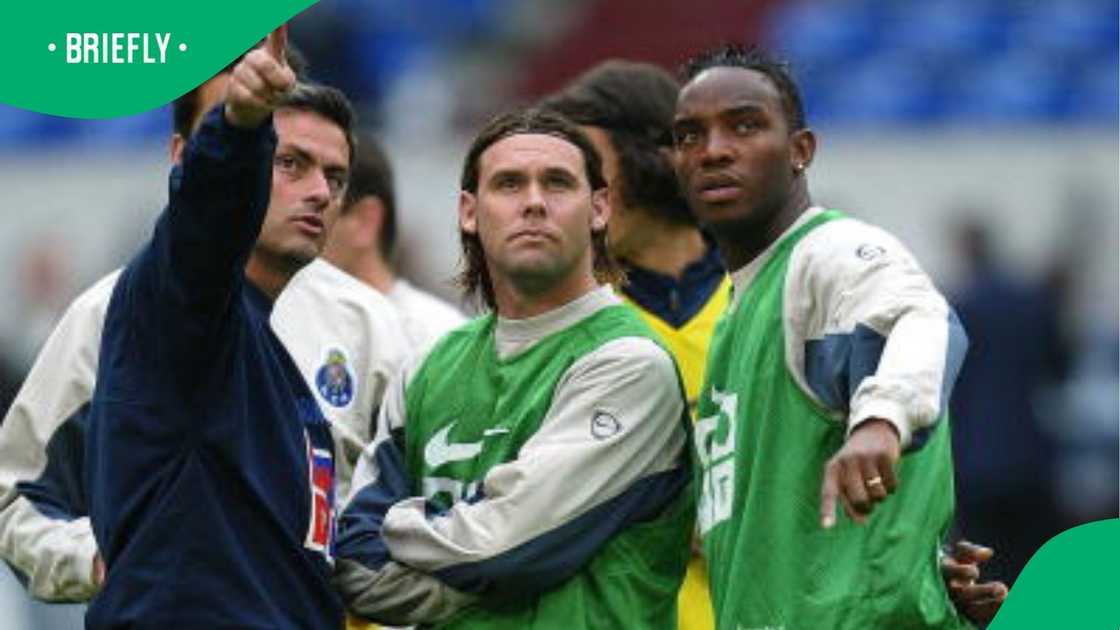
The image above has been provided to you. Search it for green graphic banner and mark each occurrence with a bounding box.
[988,518,1118,629]
[0,1,317,118]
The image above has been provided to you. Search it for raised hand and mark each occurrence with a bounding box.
[224,25,296,129]
[819,418,900,528]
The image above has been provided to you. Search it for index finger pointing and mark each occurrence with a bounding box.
[266,24,288,66]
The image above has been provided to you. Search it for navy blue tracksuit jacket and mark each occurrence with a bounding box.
[85,107,342,629]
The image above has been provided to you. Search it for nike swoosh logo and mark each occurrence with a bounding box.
[424,422,483,469]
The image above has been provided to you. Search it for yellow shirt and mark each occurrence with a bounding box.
[622,274,730,630]
[623,276,731,413]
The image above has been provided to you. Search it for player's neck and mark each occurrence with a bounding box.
[244,252,300,301]
[492,263,599,320]
[718,187,811,273]
[621,217,707,279]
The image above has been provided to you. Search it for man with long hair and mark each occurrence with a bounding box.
[335,108,693,629]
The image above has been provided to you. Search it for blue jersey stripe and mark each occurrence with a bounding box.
[336,437,412,570]
[433,465,688,598]
[804,311,969,451]
[804,323,887,411]
[15,404,89,522]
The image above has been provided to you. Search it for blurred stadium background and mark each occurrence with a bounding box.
[1,1,1116,627]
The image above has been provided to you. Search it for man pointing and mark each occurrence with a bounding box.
[86,27,353,628]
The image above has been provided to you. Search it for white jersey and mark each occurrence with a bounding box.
[385,279,466,350]
[0,260,412,601]
[0,270,118,601]
[730,206,966,447]
[274,259,413,501]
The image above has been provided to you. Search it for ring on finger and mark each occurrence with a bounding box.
[865,476,884,488]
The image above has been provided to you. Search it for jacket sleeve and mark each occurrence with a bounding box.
[381,337,690,598]
[111,105,276,392]
[334,362,477,626]
[0,271,119,601]
[785,218,968,449]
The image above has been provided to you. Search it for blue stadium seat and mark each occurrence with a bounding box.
[878,0,1007,58]
[1011,0,1119,60]
[767,1,882,68]
[72,107,170,145]
[769,0,1117,126]
[0,106,81,146]
[827,54,947,125]
[947,52,1069,123]
[1066,57,1120,123]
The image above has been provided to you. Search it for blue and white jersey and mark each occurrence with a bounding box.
[0,263,415,610]
[275,258,414,502]
[0,264,415,609]
[0,271,118,602]
[84,108,342,629]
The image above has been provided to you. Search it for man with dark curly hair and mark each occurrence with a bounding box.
[674,44,972,629]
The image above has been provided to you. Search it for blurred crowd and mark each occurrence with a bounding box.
[0,0,1116,626]
[947,215,1118,586]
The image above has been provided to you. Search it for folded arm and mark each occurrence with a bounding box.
[382,337,689,598]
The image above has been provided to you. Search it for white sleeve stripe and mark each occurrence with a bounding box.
[0,270,117,602]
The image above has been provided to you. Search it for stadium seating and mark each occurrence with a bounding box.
[0,0,1114,147]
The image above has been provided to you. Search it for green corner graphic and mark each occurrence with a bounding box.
[0,1,318,118]
[987,518,1119,629]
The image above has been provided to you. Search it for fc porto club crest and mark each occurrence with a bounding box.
[315,347,355,408]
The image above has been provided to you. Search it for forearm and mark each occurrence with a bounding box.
[0,283,107,601]
[168,104,276,273]
[0,498,98,601]
[334,559,475,626]
[162,25,292,286]
[336,443,476,624]
[124,106,275,371]
[336,480,475,625]
[849,306,968,447]
[383,338,689,597]
[788,217,968,449]
[334,381,475,624]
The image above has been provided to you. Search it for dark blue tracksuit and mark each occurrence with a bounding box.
[85,107,342,629]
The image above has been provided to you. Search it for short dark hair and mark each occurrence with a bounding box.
[540,60,694,226]
[275,82,358,167]
[460,107,608,194]
[680,44,807,131]
[457,107,621,310]
[345,132,397,257]
[172,43,309,139]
